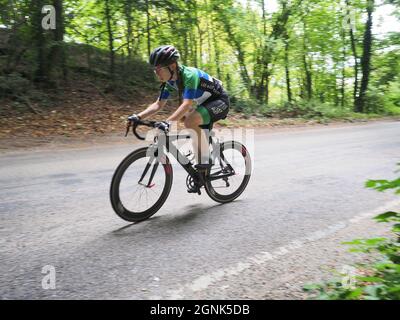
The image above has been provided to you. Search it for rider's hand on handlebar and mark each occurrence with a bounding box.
[127,114,141,124]
[126,114,141,133]
[154,121,170,133]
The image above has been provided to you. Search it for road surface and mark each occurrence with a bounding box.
[0,120,399,299]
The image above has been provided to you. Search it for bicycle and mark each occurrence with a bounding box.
[109,119,252,222]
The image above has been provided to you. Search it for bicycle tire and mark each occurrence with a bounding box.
[110,147,173,222]
[205,140,252,203]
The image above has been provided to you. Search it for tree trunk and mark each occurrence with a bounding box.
[189,30,197,67]
[193,1,202,67]
[350,25,359,109]
[261,0,267,36]
[264,71,270,106]
[256,0,293,104]
[145,0,151,57]
[346,0,359,111]
[341,24,346,108]
[47,0,66,82]
[302,20,312,100]
[355,0,374,113]
[183,28,188,64]
[255,0,267,102]
[205,0,214,72]
[124,0,133,59]
[31,0,47,83]
[105,0,115,81]
[284,33,292,103]
[210,11,222,80]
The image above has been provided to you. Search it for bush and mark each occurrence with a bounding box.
[383,80,400,115]
[262,99,352,120]
[304,163,400,300]
[363,80,400,115]
[230,96,261,115]
[384,105,400,116]
[364,85,386,114]
[0,73,31,98]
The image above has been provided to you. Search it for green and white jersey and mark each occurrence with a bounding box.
[159,64,224,105]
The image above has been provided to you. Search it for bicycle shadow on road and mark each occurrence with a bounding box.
[109,200,244,236]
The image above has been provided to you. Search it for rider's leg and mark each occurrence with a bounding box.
[183,109,209,166]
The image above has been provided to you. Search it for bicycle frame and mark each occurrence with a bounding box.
[140,131,235,188]
[111,120,251,221]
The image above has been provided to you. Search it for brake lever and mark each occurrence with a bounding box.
[125,121,131,137]
[125,120,154,140]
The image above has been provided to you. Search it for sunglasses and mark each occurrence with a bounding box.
[153,66,169,73]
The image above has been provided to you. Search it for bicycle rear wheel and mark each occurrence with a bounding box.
[205,140,252,203]
[110,147,173,222]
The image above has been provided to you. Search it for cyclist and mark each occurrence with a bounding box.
[128,45,230,187]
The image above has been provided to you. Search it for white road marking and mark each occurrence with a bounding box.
[163,199,400,299]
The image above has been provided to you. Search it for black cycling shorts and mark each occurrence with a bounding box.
[196,91,230,124]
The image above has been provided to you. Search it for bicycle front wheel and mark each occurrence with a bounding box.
[205,140,252,203]
[110,147,173,222]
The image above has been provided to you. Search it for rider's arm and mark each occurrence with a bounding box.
[137,99,167,119]
[167,99,193,122]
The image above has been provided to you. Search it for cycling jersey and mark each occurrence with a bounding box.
[159,64,224,105]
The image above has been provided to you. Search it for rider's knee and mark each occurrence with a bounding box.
[184,116,195,129]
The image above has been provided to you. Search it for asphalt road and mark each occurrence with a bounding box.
[0,121,399,299]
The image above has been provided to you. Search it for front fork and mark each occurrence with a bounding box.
[138,142,161,188]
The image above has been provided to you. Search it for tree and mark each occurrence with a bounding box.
[1,0,399,117]
[47,0,67,81]
[355,0,375,113]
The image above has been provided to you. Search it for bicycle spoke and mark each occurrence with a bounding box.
[111,143,174,222]
[208,145,249,197]
[147,186,161,197]
[126,185,142,208]
[117,153,169,214]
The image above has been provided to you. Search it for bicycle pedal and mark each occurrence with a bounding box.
[187,186,202,195]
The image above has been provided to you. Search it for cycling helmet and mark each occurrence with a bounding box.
[149,45,180,67]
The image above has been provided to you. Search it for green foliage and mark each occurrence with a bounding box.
[363,79,400,115]
[364,85,387,114]
[384,80,400,111]
[304,163,400,300]
[230,96,261,115]
[384,105,400,116]
[0,0,399,117]
[261,100,359,120]
[365,163,400,194]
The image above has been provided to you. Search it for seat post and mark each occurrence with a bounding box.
[198,123,214,144]
[198,123,214,166]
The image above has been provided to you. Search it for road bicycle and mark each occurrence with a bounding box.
[110,119,252,222]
